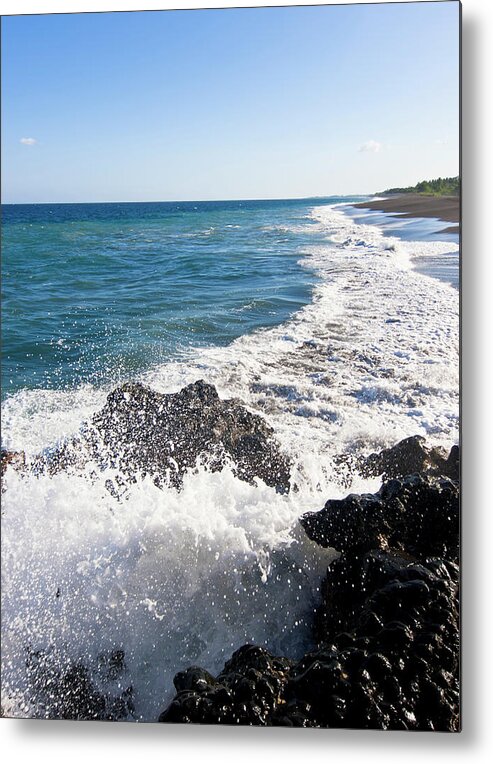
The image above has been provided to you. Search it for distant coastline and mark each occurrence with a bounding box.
[354,193,460,234]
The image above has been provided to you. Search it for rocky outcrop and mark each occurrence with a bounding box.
[159,647,293,726]
[1,449,25,478]
[300,473,459,562]
[35,381,291,494]
[158,442,460,730]
[3,412,459,728]
[1,449,26,494]
[158,547,459,729]
[358,436,459,482]
[311,551,458,727]
[24,648,134,721]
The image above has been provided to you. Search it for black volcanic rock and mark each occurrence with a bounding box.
[314,548,458,645]
[307,549,459,730]
[24,648,134,721]
[158,548,460,729]
[359,435,459,482]
[158,441,460,731]
[1,449,25,478]
[159,645,293,726]
[37,380,291,493]
[300,473,459,562]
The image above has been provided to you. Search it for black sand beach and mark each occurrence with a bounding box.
[354,194,460,234]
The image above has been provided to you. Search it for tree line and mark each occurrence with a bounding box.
[381,176,460,196]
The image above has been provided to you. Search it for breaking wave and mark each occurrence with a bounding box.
[1,204,459,720]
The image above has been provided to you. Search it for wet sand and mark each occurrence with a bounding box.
[354,194,460,234]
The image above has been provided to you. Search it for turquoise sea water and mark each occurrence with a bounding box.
[1,196,460,721]
[2,197,362,398]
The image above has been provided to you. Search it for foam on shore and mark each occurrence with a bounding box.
[1,203,459,720]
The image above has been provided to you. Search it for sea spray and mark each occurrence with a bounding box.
[142,204,459,457]
[1,202,459,720]
[2,459,359,720]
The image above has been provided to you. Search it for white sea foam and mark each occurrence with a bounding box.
[143,204,459,459]
[1,204,459,720]
[2,461,358,720]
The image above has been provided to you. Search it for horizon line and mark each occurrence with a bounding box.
[1,192,376,206]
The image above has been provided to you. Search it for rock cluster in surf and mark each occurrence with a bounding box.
[357,435,459,482]
[23,648,134,721]
[2,383,460,729]
[1,449,25,480]
[158,440,460,731]
[29,380,292,494]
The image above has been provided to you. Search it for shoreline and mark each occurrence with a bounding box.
[353,193,460,234]
[2,200,460,726]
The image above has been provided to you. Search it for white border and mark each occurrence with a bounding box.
[2,1,493,762]
[1,0,431,13]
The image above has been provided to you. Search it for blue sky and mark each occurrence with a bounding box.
[1,2,460,203]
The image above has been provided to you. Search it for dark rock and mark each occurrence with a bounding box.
[314,548,458,640]
[173,667,217,694]
[311,539,459,729]
[359,435,459,482]
[300,473,459,561]
[1,449,26,479]
[157,448,460,730]
[157,541,459,730]
[36,380,291,493]
[159,645,293,726]
[24,648,134,721]
[445,445,460,482]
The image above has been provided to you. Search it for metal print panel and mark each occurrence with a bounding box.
[1,1,460,729]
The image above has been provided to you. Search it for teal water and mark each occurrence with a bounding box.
[1,196,459,721]
[2,197,362,398]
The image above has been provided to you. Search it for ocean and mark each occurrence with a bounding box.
[1,197,460,720]
[2,199,339,399]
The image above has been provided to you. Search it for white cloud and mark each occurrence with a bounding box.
[358,140,382,153]
[20,137,37,145]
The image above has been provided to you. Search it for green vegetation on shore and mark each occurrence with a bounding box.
[381,176,460,197]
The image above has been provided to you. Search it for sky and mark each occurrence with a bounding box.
[1,1,460,203]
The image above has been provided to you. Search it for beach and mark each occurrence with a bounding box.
[1,0,462,738]
[1,199,460,726]
[353,193,460,234]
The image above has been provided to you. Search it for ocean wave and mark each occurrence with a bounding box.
[1,203,459,719]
